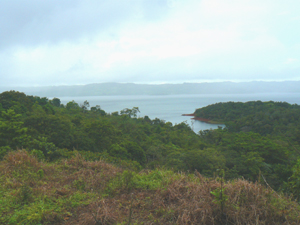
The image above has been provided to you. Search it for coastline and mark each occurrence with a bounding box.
[182,113,224,124]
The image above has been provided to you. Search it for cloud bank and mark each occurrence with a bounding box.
[1,0,300,86]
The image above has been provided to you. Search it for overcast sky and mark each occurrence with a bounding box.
[1,0,300,86]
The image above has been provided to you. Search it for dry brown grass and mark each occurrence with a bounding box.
[1,150,300,225]
[0,150,122,224]
[3,149,41,172]
[1,150,122,193]
[68,172,300,225]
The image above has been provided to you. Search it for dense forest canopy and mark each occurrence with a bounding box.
[194,101,300,140]
[1,91,300,223]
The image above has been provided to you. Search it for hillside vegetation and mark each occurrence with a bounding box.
[1,150,300,224]
[1,91,300,224]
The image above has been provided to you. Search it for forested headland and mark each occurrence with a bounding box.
[1,91,300,224]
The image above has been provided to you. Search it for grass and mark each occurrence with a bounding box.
[1,150,300,224]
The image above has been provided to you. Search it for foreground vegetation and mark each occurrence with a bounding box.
[1,150,300,224]
[1,91,300,224]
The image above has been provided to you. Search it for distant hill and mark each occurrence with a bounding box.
[1,81,299,97]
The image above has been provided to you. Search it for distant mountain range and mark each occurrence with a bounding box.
[1,81,299,97]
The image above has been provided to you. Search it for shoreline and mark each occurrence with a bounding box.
[181,113,195,116]
[182,113,224,124]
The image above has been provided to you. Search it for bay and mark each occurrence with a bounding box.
[56,93,300,134]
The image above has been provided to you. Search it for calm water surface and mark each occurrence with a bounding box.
[56,93,300,134]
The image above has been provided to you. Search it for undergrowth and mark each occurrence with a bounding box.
[1,150,300,224]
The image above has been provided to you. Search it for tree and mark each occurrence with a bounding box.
[120,107,140,118]
[91,105,106,115]
[120,141,146,165]
[0,109,30,149]
[50,98,61,107]
[84,120,117,152]
[81,100,90,111]
[287,159,300,199]
[66,100,80,111]
[183,148,225,176]
[109,144,129,160]
[0,91,33,112]
[24,114,73,149]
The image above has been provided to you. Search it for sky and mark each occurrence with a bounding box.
[1,0,300,86]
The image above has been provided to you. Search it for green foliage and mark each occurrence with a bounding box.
[195,100,300,139]
[8,200,60,225]
[109,144,129,160]
[0,109,30,149]
[73,178,86,191]
[0,146,10,160]
[287,159,300,200]
[211,187,228,206]
[30,149,46,161]
[84,119,118,152]
[90,104,106,115]
[37,169,44,178]
[80,100,90,111]
[200,128,294,188]
[0,91,34,112]
[24,114,73,149]
[183,148,226,176]
[29,137,57,160]
[120,141,146,165]
[120,107,140,118]
[66,100,80,111]
[19,183,33,204]
[211,169,228,216]
[106,169,175,195]
[50,97,61,107]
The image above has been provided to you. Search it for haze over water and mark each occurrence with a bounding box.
[56,93,300,133]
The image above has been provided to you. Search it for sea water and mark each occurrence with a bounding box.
[56,93,300,134]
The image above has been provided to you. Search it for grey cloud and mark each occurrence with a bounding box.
[0,0,170,49]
